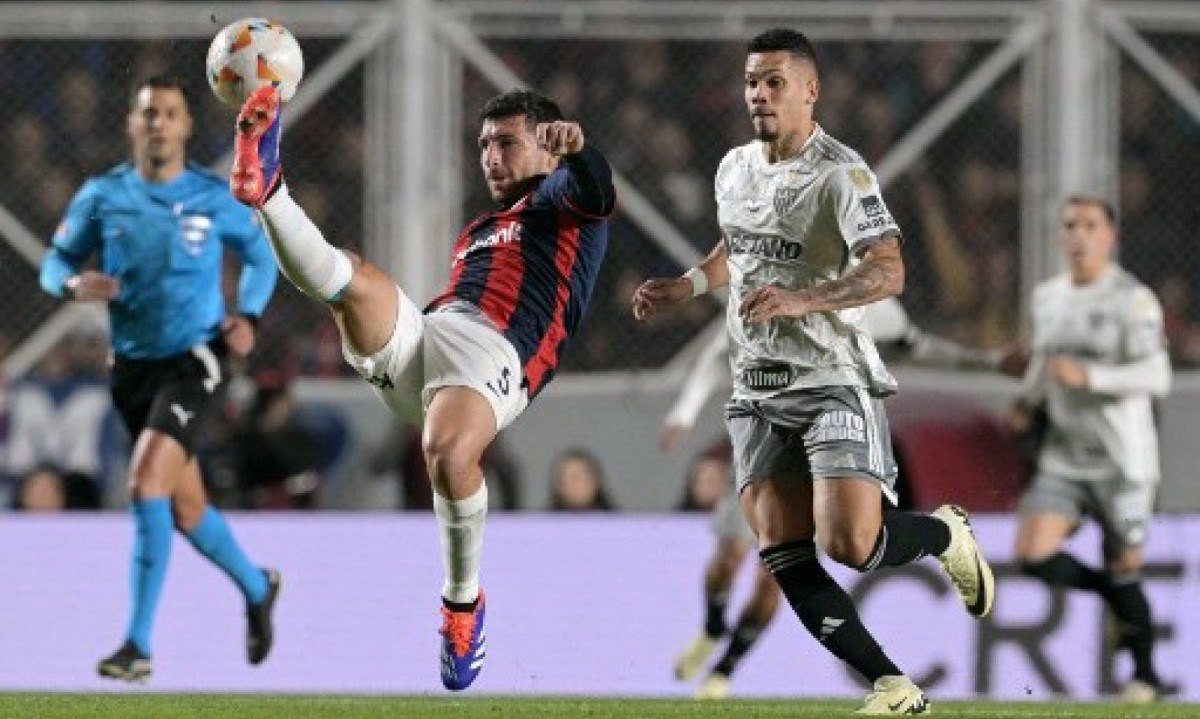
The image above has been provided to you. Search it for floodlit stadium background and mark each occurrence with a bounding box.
[2,0,1200,701]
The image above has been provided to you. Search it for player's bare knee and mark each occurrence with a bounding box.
[821,528,877,569]
[423,435,481,491]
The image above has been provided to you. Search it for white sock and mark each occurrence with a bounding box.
[259,182,354,302]
[433,484,488,604]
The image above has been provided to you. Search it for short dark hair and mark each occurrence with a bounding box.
[748,28,819,73]
[479,89,565,127]
[1066,194,1117,225]
[129,75,191,111]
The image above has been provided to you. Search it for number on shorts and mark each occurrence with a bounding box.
[486,367,512,397]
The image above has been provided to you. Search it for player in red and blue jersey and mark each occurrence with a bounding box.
[230,86,614,690]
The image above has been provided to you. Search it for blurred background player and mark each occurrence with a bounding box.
[39,76,281,682]
[633,29,995,714]
[229,86,614,690]
[1012,196,1171,703]
[663,298,1012,700]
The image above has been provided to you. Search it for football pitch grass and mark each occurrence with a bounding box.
[1,695,1196,719]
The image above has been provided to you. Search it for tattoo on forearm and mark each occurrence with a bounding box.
[809,255,901,310]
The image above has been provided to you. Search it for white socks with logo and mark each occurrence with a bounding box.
[259,182,354,302]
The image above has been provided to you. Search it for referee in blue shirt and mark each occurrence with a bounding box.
[40,76,280,682]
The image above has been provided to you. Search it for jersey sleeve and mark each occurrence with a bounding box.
[1086,285,1171,396]
[40,180,103,297]
[825,163,901,257]
[1123,287,1167,361]
[218,197,279,318]
[538,144,615,219]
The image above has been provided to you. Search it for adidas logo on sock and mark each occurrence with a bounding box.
[819,617,844,642]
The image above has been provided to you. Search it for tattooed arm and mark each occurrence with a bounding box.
[740,234,904,323]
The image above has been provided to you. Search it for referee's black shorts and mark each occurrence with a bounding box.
[111,338,230,455]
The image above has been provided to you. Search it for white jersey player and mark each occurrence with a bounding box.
[633,28,994,715]
[663,298,1005,699]
[1013,196,1171,703]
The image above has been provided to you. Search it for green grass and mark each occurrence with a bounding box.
[0,695,1196,719]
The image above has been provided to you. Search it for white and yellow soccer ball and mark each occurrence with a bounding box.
[206,18,304,108]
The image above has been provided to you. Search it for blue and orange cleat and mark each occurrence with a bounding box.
[439,591,487,691]
[231,86,283,208]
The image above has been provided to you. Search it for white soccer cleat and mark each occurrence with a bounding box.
[673,633,719,681]
[933,504,995,618]
[694,673,731,700]
[1119,679,1160,704]
[856,675,930,715]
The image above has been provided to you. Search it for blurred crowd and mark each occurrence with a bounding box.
[0,30,1198,512]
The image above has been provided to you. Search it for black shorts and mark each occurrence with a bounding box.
[110,339,230,455]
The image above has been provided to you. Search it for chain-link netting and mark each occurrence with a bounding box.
[7,6,1200,384]
[1118,34,1200,368]
[0,36,363,379]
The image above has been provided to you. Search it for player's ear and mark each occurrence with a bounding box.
[806,76,820,105]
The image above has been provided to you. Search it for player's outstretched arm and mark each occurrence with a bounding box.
[633,239,729,321]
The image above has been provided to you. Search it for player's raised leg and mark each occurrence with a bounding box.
[231,86,402,360]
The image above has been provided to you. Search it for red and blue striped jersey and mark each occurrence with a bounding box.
[427,145,615,399]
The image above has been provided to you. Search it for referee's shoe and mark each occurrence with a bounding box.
[97,641,152,683]
[247,568,282,665]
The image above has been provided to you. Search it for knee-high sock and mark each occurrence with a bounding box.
[1022,553,1159,683]
[711,611,770,677]
[1107,576,1159,684]
[703,587,730,639]
[434,485,488,605]
[761,540,901,682]
[125,498,174,654]
[859,511,952,571]
[259,183,353,302]
[184,506,268,605]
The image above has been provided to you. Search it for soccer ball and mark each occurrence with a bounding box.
[206,18,304,108]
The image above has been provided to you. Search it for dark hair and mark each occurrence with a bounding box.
[549,447,614,511]
[1065,194,1116,225]
[479,89,565,127]
[676,437,732,511]
[129,75,191,111]
[748,28,819,73]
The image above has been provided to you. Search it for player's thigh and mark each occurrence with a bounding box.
[333,257,402,357]
[421,311,529,434]
[342,284,427,423]
[128,429,191,498]
[1092,479,1155,570]
[726,402,815,545]
[739,477,816,547]
[1016,473,1084,559]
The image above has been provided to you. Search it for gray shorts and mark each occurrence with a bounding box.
[1020,474,1156,558]
[711,485,756,542]
[725,386,899,504]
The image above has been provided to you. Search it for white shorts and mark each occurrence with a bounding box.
[342,288,529,431]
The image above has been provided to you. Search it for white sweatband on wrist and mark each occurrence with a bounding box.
[683,267,709,297]
[260,182,354,302]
